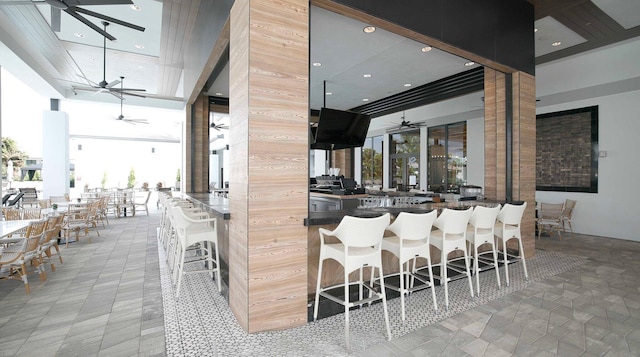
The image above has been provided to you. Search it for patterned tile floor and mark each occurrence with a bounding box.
[1,208,639,356]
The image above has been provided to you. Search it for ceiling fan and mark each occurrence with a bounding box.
[210,116,229,131]
[0,0,144,41]
[386,111,425,133]
[72,22,146,98]
[115,76,148,124]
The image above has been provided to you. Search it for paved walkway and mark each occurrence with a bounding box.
[1,207,638,356]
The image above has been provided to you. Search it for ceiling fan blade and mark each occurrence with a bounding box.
[109,91,124,100]
[119,91,146,98]
[0,1,43,4]
[73,6,145,32]
[106,79,120,88]
[75,0,133,5]
[65,8,116,40]
[51,6,61,31]
[112,87,146,92]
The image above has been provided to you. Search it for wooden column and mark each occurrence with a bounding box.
[185,92,210,193]
[229,0,309,333]
[331,148,352,178]
[484,68,536,258]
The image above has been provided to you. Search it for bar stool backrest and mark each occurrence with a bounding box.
[497,202,527,226]
[387,210,437,241]
[434,207,473,236]
[330,213,390,248]
[469,205,501,229]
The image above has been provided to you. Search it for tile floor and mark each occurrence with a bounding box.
[0,208,639,356]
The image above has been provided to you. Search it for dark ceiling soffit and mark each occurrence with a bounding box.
[209,96,229,106]
[349,67,484,118]
[205,45,230,93]
[329,0,535,75]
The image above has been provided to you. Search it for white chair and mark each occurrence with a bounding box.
[134,191,151,216]
[466,205,502,295]
[430,207,474,310]
[382,211,438,321]
[536,202,564,240]
[494,202,529,287]
[313,213,391,352]
[172,205,221,297]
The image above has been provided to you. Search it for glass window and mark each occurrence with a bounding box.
[428,122,466,193]
[361,135,383,187]
[389,130,420,191]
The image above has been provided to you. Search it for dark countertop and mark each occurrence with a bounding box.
[184,193,509,226]
[304,206,436,226]
[185,193,230,220]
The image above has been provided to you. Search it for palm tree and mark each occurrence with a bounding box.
[2,137,28,178]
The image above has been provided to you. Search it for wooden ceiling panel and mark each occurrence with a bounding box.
[553,1,625,40]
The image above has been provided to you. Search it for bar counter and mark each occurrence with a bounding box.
[184,193,509,304]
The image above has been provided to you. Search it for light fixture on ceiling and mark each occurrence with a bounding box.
[135,44,144,49]
[464,61,475,66]
[74,33,85,38]
[421,46,432,52]
[130,4,141,11]
[215,92,223,96]
[362,98,369,102]
[325,92,332,95]
[552,41,562,46]
[404,83,412,87]
[534,28,538,33]
[363,26,376,33]
[363,74,372,78]
[312,62,322,67]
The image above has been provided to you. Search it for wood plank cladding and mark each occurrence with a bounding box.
[185,92,210,193]
[513,72,537,258]
[229,0,309,333]
[484,69,536,258]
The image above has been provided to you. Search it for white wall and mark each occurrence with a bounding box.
[42,111,69,198]
[535,38,640,241]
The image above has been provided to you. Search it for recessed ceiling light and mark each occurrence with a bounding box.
[362,98,369,102]
[552,41,562,47]
[363,74,372,78]
[312,62,321,67]
[130,4,141,11]
[74,33,85,38]
[325,92,332,95]
[404,83,412,87]
[534,28,538,33]
[215,92,223,96]
[421,46,432,52]
[363,26,376,33]
[464,61,475,66]
[135,44,144,49]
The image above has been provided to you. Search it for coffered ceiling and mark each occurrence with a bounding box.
[0,0,639,116]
